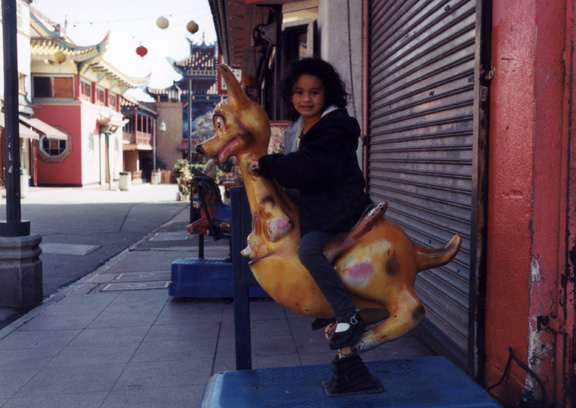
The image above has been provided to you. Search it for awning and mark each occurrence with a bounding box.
[0,112,39,139]
[19,116,68,140]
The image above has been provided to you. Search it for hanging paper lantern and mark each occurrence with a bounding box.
[136,45,148,58]
[54,50,66,64]
[156,16,169,29]
[186,20,199,34]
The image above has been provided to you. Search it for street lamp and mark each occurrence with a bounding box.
[152,118,157,173]
[168,83,181,103]
[152,118,166,185]
[187,76,192,163]
[187,21,198,164]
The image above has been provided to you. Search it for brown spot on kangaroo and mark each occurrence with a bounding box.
[386,258,400,275]
[412,305,425,320]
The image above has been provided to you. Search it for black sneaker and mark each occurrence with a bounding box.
[329,313,365,350]
[311,317,335,331]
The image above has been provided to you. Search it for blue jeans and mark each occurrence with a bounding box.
[298,230,356,321]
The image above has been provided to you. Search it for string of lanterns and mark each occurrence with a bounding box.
[135,17,199,59]
[51,16,199,62]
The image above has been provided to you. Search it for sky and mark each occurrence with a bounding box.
[31,0,218,96]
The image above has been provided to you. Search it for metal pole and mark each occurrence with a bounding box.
[153,118,157,171]
[1,0,29,237]
[106,131,112,190]
[187,76,192,164]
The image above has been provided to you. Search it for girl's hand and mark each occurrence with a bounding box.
[249,160,260,176]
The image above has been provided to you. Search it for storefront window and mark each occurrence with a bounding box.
[80,80,92,102]
[33,76,74,98]
[40,136,67,157]
[108,92,117,109]
[96,87,105,106]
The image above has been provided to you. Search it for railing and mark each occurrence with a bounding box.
[123,132,135,144]
[123,131,152,147]
[135,131,152,145]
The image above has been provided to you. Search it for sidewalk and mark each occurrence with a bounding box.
[0,208,434,408]
[0,182,190,330]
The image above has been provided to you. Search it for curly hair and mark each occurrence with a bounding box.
[280,58,349,121]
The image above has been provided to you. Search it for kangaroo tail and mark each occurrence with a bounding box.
[415,235,461,272]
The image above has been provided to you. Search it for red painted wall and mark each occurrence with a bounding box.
[486,0,535,400]
[529,0,568,403]
[487,0,572,405]
[33,104,83,185]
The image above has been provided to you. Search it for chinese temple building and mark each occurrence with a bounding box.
[146,38,224,168]
[28,6,149,186]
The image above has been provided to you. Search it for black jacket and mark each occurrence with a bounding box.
[258,109,372,236]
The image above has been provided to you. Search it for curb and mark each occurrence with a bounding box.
[0,205,190,341]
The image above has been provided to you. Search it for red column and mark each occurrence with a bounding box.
[486,0,574,405]
[74,75,81,101]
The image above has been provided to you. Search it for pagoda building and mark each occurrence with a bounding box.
[146,38,225,168]
[28,6,149,187]
[0,0,68,190]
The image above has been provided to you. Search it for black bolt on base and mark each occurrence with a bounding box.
[322,354,385,397]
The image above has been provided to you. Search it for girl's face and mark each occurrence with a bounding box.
[291,74,325,122]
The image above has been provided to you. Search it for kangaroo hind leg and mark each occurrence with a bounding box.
[347,290,425,355]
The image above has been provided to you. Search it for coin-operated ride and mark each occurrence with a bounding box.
[197,64,461,394]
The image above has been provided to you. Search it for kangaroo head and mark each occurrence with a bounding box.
[197,65,271,163]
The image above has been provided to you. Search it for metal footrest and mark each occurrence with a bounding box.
[169,257,267,298]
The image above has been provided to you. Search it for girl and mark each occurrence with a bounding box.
[251,58,373,350]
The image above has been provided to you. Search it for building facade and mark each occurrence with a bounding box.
[146,40,225,170]
[0,0,67,188]
[27,6,148,187]
[120,95,158,182]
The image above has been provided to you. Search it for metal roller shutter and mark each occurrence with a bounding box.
[367,0,480,369]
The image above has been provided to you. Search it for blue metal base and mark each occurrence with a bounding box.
[169,257,268,298]
[200,356,502,407]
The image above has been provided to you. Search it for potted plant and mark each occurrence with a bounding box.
[174,159,192,201]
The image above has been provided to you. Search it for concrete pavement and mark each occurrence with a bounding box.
[0,183,189,328]
[0,185,435,408]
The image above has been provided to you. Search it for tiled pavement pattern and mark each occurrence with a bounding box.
[0,208,434,407]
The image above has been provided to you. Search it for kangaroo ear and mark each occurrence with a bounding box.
[219,64,249,108]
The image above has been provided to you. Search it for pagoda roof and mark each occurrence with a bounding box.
[146,41,224,100]
[30,7,150,93]
[89,60,151,92]
[30,34,109,68]
[120,96,157,118]
[30,8,107,66]
[170,41,218,77]
[147,78,220,98]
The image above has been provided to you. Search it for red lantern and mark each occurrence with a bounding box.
[136,45,148,58]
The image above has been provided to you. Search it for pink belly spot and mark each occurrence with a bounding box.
[343,262,375,288]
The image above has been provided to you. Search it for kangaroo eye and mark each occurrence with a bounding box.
[214,116,224,130]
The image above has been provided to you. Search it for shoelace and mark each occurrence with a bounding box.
[335,314,358,333]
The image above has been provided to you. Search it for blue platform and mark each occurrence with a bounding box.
[200,356,502,407]
[169,257,268,298]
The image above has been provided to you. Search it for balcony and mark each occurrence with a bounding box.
[123,130,152,150]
